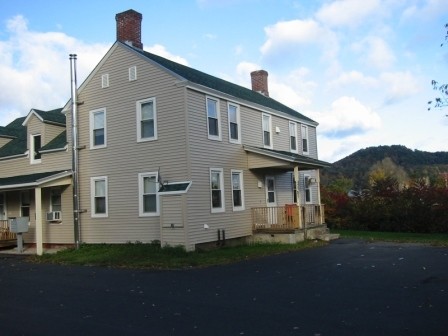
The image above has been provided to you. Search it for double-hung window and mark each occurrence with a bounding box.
[137,98,157,141]
[91,176,108,217]
[50,188,62,212]
[210,168,225,212]
[304,175,312,204]
[228,103,241,144]
[20,191,30,218]
[207,97,221,140]
[90,108,106,149]
[138,172,159,216]
[289,122,298,153]
[262,114,272,148]
[301,125,309,155]
[30,134,42,164]
[231,170,244,211]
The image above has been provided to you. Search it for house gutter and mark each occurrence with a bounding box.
[70,54,81,249]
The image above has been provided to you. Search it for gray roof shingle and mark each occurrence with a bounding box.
[126,43,316,124]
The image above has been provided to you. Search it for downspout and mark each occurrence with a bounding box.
[70,54,81,249]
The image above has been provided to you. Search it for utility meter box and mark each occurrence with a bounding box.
[9,217,29,233]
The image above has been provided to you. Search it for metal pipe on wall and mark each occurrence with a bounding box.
[69,54,81,249]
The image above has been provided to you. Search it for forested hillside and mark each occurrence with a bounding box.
[322,145,448,189]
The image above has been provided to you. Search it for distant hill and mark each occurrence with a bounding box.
[321,145,448,189]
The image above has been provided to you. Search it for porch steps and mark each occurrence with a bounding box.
[318,233,340,241]
[307,225,340,241]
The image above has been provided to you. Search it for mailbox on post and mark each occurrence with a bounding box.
[9,217,29,253]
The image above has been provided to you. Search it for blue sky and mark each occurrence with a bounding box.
[0,0,447,162]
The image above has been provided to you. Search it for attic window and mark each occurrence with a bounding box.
[30,134,42,164]
[129,66,137,81]
[101,74,109,88]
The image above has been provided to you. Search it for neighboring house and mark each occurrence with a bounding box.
[0,9,332,254]
[0,109,73,251]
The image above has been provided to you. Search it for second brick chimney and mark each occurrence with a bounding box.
[250,70,269,97]
[116,9,143,49]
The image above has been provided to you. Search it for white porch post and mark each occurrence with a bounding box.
[293,165,303,229]
[294,166,300,205]
[35,187,43,255]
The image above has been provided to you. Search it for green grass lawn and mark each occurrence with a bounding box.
[333,229,448,246]
[30,231,448,269]
[31,240,326,269]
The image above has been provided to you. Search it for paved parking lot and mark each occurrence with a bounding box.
[0,239,447,335]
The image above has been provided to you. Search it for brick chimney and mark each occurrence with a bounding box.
[116,9,143,49]
[250,70,269,97]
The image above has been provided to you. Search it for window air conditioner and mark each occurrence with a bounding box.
[46,211,62,221]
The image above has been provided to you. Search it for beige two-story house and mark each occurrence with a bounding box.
[0,9,331,254]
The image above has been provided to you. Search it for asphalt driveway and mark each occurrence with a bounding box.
[0,239,447,335]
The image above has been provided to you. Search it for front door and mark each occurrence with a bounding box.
[265,176,276,206]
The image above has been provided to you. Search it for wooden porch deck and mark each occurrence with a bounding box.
[251,204,325,232]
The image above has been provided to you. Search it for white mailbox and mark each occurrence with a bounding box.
[9,217,29,233]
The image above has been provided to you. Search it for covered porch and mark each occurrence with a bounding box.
[0,170,73,255]
[252,204,325,232]
[244,145,331,237]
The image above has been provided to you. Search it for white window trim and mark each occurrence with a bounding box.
[30,133,42,164]
[138,172,160,217]
[227,102,241,144]
[262,113,272,149]
[289,121,298,154]
[136,97,158,142]
[90,176,108,218]
[206,96,221,141]
[301,125,309,155]
[101,74,109,88]
[231,169,245,211]
[89,108,107,149]
[304,174,312,204]
[129,66,137,81]
[210,168,225,213]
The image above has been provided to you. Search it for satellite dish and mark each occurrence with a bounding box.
[157,167,166,187]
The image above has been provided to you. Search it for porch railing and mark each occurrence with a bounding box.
[252,204,325,232]
[0,220,16,241]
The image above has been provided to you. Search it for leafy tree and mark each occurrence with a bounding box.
[428,23,448,112]
[327,177,353,193]
[368,157,409,189]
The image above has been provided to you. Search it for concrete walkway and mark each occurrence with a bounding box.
[0,244,67,255]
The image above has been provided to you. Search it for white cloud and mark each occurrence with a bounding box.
[204,33,217,40]
[309,96,381,137]
[401,0,448,21]
[380,71,421,105]
[145,44,189,65]
[316,0,381,28]
[328,70,378,89]
[235,61,260,86]
[352,36,396,70]
[0,15,108,125]
[260,19,339,60]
